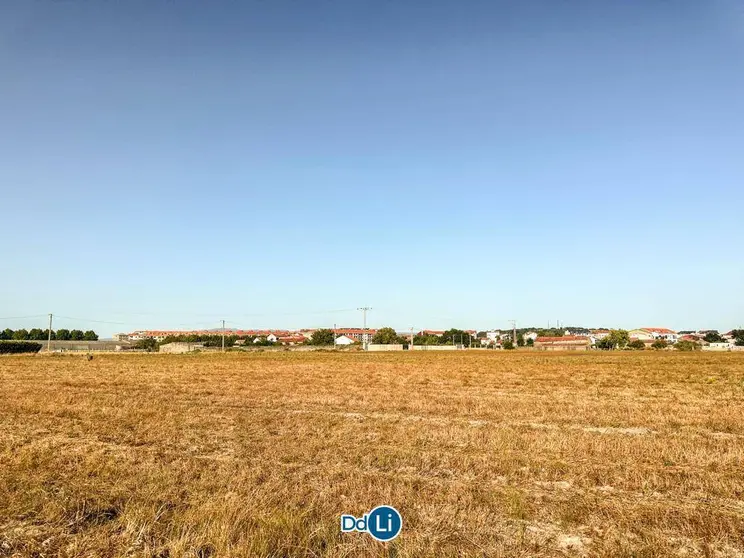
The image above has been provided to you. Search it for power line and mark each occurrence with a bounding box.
[92,308,360,319]
[53,315,130,325]
[0,315,48,321]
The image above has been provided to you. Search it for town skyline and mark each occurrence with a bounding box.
[2,312,743,341]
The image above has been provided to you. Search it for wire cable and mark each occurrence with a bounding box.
[53,315,131,326]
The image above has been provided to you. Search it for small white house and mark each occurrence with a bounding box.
[486,331,501,342]
[334,335,356,346]
[253,333,279,344]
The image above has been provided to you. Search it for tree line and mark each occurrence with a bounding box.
[135,333,279,351]
[0,328,99,341]
[314,327,481,346]
[0,341,43,354]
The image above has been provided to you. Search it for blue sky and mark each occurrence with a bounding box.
[1,0,743,336]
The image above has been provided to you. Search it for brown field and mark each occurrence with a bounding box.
[1,351,743,557]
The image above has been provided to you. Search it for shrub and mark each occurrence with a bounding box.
[627,340,646,350]
[0,341,43,354]
[652,339,668,350]
[502,340,515,350]
[134,338,158,352]
[675,340,701,352]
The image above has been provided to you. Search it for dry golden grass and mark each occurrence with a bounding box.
[1,351,743,557]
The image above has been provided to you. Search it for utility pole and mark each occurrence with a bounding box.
[357,307,371,348]
[221,320,225,353]
[510,320,517,347]
[47,313,53,353]
[333,323,337,348]
[410,327,414,349]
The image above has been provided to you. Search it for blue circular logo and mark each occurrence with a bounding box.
[366,505,402,542]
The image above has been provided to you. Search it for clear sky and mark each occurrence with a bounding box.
[1,0,743,337]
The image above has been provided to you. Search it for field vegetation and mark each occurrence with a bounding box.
[1,351,743,557]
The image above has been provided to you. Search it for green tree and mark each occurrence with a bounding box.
[526,338,534,347]
[55,328,71,340]
[0,329,13,340]
[311,329,335,346]
[70,330,85,341]
[27,328,45,340]
[134,338,158,352]
[440,329,468,345]
[675,340,701,352]
[651,339,668,350]
[703,331,723,343]
[202,335,222,347]
[598,329,630,350]
[733,330,744,346]
[12,329,29,340]
[413,334,439,345]
[610,330,630,349]
[517,333,525,347]
[83,330,98,341]
[371,327,404,344]
[596,337,613,350]
[502,339,515,350]
[627,339,646,350]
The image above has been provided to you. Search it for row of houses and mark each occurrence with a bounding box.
[531,328,741,351]
[113,327,740,350]
[114,328,380,346]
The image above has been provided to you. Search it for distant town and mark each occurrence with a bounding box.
[105,326,744,353]
[3,325,742,354]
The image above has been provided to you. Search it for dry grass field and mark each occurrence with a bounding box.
[1,351,743,557]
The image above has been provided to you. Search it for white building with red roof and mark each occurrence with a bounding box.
[628,328,678,343]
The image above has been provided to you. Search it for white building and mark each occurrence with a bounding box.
[334,335,356,346]
[253,333,278,343]
[628,328,678,343]
[486,331,501,342]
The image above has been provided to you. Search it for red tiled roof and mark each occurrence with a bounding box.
[535,336,591,343]
[130,329,292,338]
[679,334,702,341]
